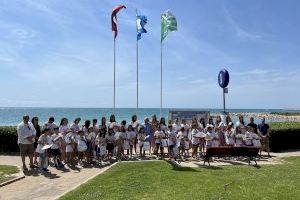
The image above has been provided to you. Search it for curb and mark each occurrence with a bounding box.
[54,162,119,200]
[0,166,25,187]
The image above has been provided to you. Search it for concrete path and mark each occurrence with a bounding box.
[0,150,299,200]
[0,155,116,200]
[174,151,300,168]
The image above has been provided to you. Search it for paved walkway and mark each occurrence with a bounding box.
[0,156,116,200]
[176,151,300,168]
[0,150,299,200]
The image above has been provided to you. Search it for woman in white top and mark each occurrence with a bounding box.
[130,114,139,154]
[191,123,200,158]
[70,118,81,133]
[92,119,99,135]
[59,118,69,163]
[159,117,168,149]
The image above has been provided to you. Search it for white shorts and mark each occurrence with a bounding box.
[66,145,73,153]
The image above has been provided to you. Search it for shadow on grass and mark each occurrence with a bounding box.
[165,160,223,172]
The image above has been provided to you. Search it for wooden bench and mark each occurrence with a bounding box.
[203,146,260,165]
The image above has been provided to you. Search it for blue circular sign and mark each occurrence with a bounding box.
[218,69,230,88]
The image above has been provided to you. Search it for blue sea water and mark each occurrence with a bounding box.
[0,107,298,126]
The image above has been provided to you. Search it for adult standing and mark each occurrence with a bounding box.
[130,114,139,154]
[43,117,57,131]
[17,115,36,171]
[31,117,41,166]
[258,118,271,157]
[247,117,258,134]
[143,117,153,152]
[70,118,81,133]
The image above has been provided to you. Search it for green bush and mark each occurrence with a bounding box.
[269,122,300,152]
[0,126,19,152]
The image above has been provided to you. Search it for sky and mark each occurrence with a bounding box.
[0,0,299,109]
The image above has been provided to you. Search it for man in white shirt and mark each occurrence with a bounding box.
[17,115,36,170]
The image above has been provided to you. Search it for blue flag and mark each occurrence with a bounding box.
[136,14,147,40]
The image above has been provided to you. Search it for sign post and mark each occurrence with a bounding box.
[218,69,230,113]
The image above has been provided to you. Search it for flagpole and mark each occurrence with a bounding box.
[160,41,163,119]
[113,37,116,114]
[136,9,139,112]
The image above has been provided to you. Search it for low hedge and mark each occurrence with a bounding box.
[0,123,299,153]
[0,126,19,153]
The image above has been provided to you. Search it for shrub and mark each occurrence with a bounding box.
[0,126,19,152]
[269,122,300,152]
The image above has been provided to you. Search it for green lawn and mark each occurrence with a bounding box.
[60,157,300,200]
[0,165,18,184]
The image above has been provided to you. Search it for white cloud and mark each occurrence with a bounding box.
[223,5,262,40]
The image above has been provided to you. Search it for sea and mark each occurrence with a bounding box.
[0,107,299,126]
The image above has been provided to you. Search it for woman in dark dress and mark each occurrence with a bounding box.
[31,117,41,165]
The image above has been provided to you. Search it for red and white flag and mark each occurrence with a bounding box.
[111,4,126,39]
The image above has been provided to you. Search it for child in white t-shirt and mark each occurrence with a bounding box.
[234,127,244,147]
[243,127,253,146]
[137,126,146,158]
[206,125,220,148]
[154,126,165,158]
[224,126,235,146]
[191,126,200,158]
[95,131,107,163]
[167,125,177,159]
[36,128,51,172]
[106,128,115,161]
[86,127,96,163]
[65,130,75,164]
[50,127,63,168]
[77,130,87,166]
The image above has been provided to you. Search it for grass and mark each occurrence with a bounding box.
[270,121,300,129]
[0,165,18,184]
[60,157,300,200]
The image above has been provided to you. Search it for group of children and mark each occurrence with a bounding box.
[33,114,264,172]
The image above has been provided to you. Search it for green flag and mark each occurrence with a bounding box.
[161,10,177,42]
